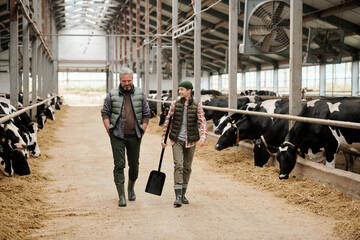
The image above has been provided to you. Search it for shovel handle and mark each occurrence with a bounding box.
[158,116,172,171]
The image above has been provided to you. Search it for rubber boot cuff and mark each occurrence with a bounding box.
[116,184,127,207]
[128,180,136,201]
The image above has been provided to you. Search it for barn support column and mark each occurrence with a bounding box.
[352,61,359,96]
[319,64,326,96]
[43,57,47,97]
[256,69,261,91]
[124,11,127,66]
[37,47,43,99]
[22,0,30,108]
[218,74,222,92]
[106,32,111,92]
[31,39,38,119]
[241,72,246,91]
[115,25,118,87]
[228,0,238,110]
[119,15,123,69]
[144,0,150,95]
[109,27,114,89]
[47,58,51,96]
[172,0,179,100]
[129,0,134,71]
[194,0,201,102]
[273,68,279,94]
[156,0,162,114]
[136,0,141,88]
[289,0,303,128]
[10,0,18,107]
[51,11,58,94]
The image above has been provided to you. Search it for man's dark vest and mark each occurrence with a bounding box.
[109,86,144,132]
[169,98,200,143]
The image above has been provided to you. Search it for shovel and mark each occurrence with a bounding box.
[145,116,172,196]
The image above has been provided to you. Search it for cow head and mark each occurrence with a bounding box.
[23,130,41,157]
[11,150,31,176]
[215,123,238,151]
[45,106,55,120]
[0,141,30,177]
[214,115,230,135]
[276,142,298,179]
[0,156,13,176]
[37,113,47,129]
[1,122,27,150]
[253,138,277,167]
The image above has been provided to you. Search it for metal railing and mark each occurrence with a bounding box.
[147,98,360,130]
[0,96,57,124]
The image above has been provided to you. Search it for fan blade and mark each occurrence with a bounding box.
[248,26,270,37]
[272,2,285,24]
[278,19,290,27]
[312,35,327,48]
[327,44,340,56]
[253,6,272,26]
[261,30,276,52]
[275,27,289,44]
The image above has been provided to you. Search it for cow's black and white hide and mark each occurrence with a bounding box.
[215,99,287,152]
[203,96,261,127]
[276,98,360,179]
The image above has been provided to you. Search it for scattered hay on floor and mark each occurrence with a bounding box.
[0,105,68,239]
[196,139,360,240]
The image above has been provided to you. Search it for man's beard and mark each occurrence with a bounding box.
[123,86,131,91]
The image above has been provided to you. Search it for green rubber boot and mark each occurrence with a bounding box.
[174,189,182,207]
[182,186,189,204]
[128,180,136,201]
[116,184,127,207]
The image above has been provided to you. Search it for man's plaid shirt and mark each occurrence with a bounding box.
[161,99,207,148]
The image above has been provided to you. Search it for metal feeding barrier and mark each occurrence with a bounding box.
[0,95,58,124]
[147,98,360,130]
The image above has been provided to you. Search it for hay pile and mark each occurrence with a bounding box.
[0,105,68,239]
[147,119,360,239]
[195,139,360,240]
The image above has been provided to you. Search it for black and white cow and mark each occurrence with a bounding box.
[252,100,290,167]
[0,100,41,157]
[215,99,288,154]
[203,96,261,127]
[240,90,277,96]
[213,101,259,135]
[158,92,172,126]
[0,122,31,176]
[276,98,360,179]
[32,101,55,129]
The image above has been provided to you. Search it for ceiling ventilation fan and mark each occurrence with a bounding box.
[241,0,290,54]
[305,28,345,64]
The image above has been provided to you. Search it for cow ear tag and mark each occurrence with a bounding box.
[1,138,5,143]
[232,120,235,124]
[297,148,300,153]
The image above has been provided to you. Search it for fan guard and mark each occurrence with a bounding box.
[305,28,344,64]
[247,0,290,53]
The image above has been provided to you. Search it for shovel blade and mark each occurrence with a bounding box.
[145,170,166,196]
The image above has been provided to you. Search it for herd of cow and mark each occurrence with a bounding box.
[150,90,360,179]
[0,94,62,177]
